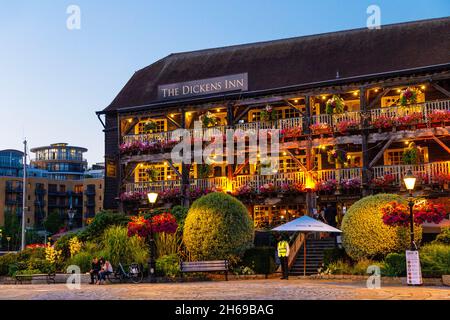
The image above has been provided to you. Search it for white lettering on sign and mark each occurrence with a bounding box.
[158,73,248,100]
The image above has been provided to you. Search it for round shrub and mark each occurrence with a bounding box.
[382,252,406,277]
[341,194,422,260]
[183,192,254,262]
[419,243,450,277]
[156,254,180,278]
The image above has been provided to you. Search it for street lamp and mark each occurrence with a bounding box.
[147,192,158,282]
[403,169,417,250]
[6,236,11,252]
[68,208,76,230]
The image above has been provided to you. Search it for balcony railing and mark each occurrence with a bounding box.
[372,161,450,186]
[125,168,363,194]
[121,99,450,147]
[125,177,228,193]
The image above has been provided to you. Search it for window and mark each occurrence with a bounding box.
[384,147,428,165]
[135,119,167,134]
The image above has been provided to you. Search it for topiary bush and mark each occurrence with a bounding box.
[341,194,422,260]
[183,192,254,262]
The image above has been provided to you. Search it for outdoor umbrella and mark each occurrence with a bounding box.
[271,215,342,276]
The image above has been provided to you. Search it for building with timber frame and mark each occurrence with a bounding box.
[97,17,450,233]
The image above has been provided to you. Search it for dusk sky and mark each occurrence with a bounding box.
[0,0,449,165]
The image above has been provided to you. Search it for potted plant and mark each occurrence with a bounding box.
[402,142,419,165]
[144,120,158,133]
[372,115,395,132]
[336,120,359,134]
[260,105,277,122]
[310,123,331,135]
[326,95,346,114]
[200,111,218,128]
[327,147,347,166]
[399,87,420,106]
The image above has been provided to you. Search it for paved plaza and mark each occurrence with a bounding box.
[0,279,448,300]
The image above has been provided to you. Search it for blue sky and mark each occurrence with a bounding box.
[0,0,449,164]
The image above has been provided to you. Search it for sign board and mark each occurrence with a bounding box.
[106,160,117,178]
[158,73,248,100]
[406,250,423,285]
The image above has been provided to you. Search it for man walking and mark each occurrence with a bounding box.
[277,236,290,280]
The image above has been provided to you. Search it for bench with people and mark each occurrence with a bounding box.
[89,257,113,285]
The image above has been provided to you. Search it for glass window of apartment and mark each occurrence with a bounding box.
[60,185,66,192]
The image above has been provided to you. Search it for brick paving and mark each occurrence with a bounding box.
[0,279,448,300]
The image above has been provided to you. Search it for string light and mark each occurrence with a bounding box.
[421,85,426,90]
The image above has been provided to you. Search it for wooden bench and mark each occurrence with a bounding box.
[180,260,229,281]
[15,273,56,284]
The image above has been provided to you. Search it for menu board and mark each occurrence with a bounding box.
[406,250,423,285]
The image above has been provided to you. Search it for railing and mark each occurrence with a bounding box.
[370,100,450,125]
[315,168,362,182]
[233,172,306,190]
[121,99,450,146]
[278,117,303,130]
[372,161,450,185]
[125,177,227,193]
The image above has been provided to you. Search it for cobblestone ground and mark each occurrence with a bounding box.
[0,279,448,300]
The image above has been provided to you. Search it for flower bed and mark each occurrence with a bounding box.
[317,179,337,193]
[340,178,361,191]
[371,174,396,188]
[281,127,302,138]
[429,109,450,123]
[372,115,394,129]
[396,112,422,126]
[336,120,359,134]
[310,123,331,134]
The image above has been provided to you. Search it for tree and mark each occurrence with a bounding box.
[43,210,64,235]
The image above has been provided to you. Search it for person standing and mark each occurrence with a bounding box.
[325,203,337,227]
[277,236,290,280]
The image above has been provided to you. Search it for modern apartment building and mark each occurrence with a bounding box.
[97,18,450,231]
[0,144,104,234]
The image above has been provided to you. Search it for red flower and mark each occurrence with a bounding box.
[151,213,178,234]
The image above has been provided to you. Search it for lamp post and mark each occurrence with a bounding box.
[147,192,158,282]
[6,236,11,252]
[403,169,417,250]
[67,208,76,230]
[0,228,2,250]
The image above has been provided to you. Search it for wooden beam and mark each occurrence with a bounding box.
[369,136,396,168]
[234,105,254,123]
[284,149,307,172]
[431,83,450,98]
[431,134,450,155]
[167,159,182,178]
[284,100,305,116]
[165,115,181,128]
[233,159,249,176]
[367,88,390,109]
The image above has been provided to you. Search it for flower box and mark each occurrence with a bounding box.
[310,123,332,134]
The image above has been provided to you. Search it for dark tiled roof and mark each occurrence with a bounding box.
[103,17,450,112]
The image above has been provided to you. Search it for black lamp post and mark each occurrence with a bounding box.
[6,236,11,251]
[403,169,417,250]
[147,192,158,282]
[68,208,76,230]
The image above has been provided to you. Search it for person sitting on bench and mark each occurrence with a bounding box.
[89,257,101,284]
[97,257,113,285]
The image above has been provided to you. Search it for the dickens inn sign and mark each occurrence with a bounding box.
[158,73,248,100]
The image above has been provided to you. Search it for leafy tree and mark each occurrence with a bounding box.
[43,210,64,234]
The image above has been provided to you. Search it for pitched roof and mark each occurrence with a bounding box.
[103,17,450,113]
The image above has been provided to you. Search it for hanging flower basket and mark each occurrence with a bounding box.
[399,87,420,106]
[326,95,347,114]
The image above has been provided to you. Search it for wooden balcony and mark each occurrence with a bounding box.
[125,168,363,194]
[120,99,450,146]
[372,161,450,186]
